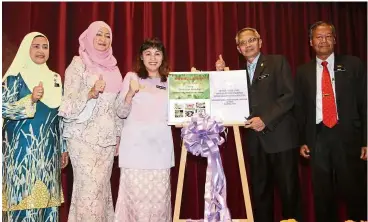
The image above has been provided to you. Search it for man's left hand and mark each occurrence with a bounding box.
[360,147,367,161]
[245,117,265,132]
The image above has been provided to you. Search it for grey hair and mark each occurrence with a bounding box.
[235,27,261,44]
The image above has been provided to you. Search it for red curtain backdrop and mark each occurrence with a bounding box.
[2,2,367,222]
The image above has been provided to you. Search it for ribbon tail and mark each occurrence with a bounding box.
[204,156,212,222]
[210,152,232,222]
[216,155,232,221]
[181,114,229,222]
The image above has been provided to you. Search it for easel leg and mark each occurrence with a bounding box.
[173,126,253,222]
[233,126,254,222]
[173,143,188,222]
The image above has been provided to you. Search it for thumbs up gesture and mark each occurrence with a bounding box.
[127,73,141,96]
[95,74,106,93]
[215,54,226,71]
[129,79,140,95]
[124,74,140,104]
[88,75,106,100]
[31,81,44,103]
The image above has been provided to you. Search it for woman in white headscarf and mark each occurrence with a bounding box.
[2,32,68,221]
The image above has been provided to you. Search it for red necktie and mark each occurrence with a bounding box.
[321,61,337,128]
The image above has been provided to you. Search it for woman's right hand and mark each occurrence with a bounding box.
[31,81,44,103]
[125,79,139,104]
[124,73,140,104]
[128,79,140,95]
[88,75,106,100]
[88,87,99,100]
[94,74,106,93]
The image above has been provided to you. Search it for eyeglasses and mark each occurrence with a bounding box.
[238,37,259,47]
[315,35,334,42]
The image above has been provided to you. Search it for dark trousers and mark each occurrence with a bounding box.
[247,137,302,222]
[311,123,367,222]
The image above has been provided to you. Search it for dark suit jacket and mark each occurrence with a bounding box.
[294,55,367,150]
[245,54,298,154]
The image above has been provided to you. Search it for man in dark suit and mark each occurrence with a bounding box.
[295,21,367,222]
[216,27,301,222]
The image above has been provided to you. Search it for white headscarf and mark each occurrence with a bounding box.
[3,32,62,108]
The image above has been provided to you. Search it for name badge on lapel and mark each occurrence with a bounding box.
[334,64,346,72]
[156,85,166,90]
[54,74,60,87]
[257,74,269,81]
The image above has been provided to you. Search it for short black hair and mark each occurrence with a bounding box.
[309,21,336,40]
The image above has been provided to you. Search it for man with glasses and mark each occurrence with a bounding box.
[295,21,367,222]
[216,27,301,222]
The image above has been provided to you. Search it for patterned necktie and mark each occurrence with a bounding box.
[321,61,337,128]
[247,63,257,84]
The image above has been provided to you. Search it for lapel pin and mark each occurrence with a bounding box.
[335,64,346,72]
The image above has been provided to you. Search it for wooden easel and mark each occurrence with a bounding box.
[172,67,254,222]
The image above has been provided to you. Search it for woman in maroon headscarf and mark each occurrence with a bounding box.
[59,21,136,222]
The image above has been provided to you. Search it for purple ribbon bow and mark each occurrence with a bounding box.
[181,114,232,222]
